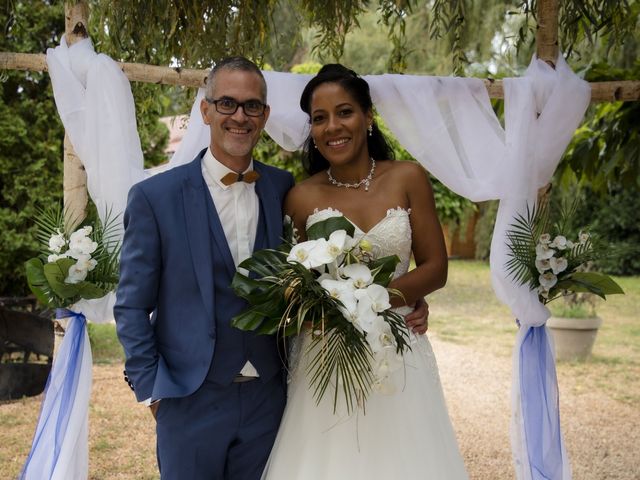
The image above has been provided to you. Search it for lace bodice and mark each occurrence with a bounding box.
[306,207,412,280]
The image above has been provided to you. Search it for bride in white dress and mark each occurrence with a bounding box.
[263,64,468,479]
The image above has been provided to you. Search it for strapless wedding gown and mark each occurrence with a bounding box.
[262,207,468,480]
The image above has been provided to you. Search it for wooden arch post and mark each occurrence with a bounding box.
[62,1,90,227]
[536,0,559,202]
[54,1,90,346]
[536,0,559,66]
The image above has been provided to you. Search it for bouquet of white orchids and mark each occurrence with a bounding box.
[231,215,411,413]
[505,202,623,305]
[25,205,120,309]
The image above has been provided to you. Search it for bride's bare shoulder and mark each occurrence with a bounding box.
[284,172,326,219]
[378,160,429,185]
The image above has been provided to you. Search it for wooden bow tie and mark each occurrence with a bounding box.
[220,170,260,186]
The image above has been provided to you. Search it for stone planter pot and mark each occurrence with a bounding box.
[547,316,602,361]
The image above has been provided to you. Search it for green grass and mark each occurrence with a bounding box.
[87,323,125,364]
[428,260,517,357]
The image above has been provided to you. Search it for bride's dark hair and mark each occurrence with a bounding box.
[299,64,394,175]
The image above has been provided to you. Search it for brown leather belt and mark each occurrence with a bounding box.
[233,375,258,383]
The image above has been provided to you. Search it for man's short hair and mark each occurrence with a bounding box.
[205,56,267,102]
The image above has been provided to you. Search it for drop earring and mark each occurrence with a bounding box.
[368,124,373,136]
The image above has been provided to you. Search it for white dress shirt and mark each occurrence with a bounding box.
[201,148,259,378]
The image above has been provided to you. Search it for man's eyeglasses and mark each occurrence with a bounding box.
[205,97,267,117]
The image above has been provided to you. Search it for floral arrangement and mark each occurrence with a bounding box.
[505,201,623,306]
[231,215,411,413]
[25,205,120,309]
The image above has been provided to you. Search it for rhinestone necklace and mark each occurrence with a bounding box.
[326,158,376,191]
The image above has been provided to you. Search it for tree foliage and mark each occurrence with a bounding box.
[557,62,640,194]
[0,2,65,297]
[0,1,168,296]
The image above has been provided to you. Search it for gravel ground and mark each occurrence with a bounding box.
[2,336,638,479]
[432,334,640,480]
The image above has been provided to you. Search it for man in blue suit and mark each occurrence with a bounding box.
[114,57,295,479]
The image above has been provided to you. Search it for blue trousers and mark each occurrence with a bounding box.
[156,375,286,480]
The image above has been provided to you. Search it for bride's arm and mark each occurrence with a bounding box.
[283,183,310,242]
[388,163,448,308]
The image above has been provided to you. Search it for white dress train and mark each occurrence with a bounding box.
[262,207,468,480]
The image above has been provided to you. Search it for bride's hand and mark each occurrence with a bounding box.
[404,298,429,334]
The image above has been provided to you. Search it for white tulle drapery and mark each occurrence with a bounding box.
[40,35,590,479]
[20,310,92,480]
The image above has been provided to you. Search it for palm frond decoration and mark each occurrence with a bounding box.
[503,198,623,305]
[25,204,121,309]
[504,202,549,288]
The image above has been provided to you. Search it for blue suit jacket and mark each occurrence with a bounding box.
[114,149,295,402]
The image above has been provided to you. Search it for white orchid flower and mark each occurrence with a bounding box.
[341,263,373,289]
[535,243,555,260]
[47,253,67,263]
[287,239,333,269]
[535,258,551,274]
[75,254,98,272]
[321,279,356,304]
[65,262,88,284]
[549,235,568,250]
[354,284,391,313]
[48,230,67,253]
[536,285,550,300]
[371,346,403,394]
[68,227,98,257]
[365,315,395,353]
[549,256,568,275]
[326,230,349,261]
[538,233,551,245]
[579,231,590,245]
[353,296,378,332]
[538,272,558,290]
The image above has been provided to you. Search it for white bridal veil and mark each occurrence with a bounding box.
[23,35,589,480]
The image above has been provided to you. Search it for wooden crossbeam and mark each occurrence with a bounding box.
[1,51,638,102]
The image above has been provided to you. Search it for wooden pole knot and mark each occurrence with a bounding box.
[71,22,88,38]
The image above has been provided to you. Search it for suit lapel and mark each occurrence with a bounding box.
[254,162,283,249]
[181,153,232,320]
